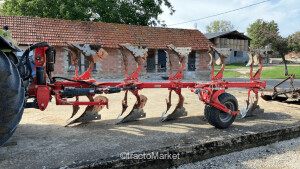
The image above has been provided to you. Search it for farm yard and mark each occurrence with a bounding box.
[0,0,299,168]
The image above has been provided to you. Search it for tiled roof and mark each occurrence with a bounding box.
[0,15,213,49]
[204,30,251,40]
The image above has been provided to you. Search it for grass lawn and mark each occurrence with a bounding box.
[214,71,243,77]
[214,65,300,79]
[215,63,247,69]
[259,65,300,79]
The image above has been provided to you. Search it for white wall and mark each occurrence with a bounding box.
[215,51,249,64]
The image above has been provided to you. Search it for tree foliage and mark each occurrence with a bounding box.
[1,0,175,26]
[205,20,234,33]
[247,19,292,75]
[0,3,3,14]
[287,31,300,53]
[1,0,91,21]
[271,35,289,75]
[247,19,279,48]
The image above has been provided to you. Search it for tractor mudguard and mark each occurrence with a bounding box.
[0,35,21,52]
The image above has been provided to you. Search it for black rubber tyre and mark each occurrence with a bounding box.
[204,93,238,129]
[0,51,25,146]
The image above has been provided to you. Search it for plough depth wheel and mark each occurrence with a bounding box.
[204,93,238,129]
[0,51,25,146]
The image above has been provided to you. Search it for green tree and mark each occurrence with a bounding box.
[0,3,2,14]
[287,31,300,53]
[271,35,290,75]
[1,0,92,21]
[247,19,279,48]
[247,19,292,75]
[205,20,234,33]
[1,0,174,26]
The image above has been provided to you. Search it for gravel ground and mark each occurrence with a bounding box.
[176,136,300,169]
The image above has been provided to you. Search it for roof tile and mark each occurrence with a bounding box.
[0,15,213,49]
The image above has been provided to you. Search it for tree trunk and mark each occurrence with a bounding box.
[280,55,288,76]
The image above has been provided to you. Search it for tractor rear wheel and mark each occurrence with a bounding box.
[204,93,238,129]
[0,51,25,146]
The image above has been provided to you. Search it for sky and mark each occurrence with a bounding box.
[159,0,300,37]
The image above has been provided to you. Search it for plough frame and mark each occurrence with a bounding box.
[23,42,267,128]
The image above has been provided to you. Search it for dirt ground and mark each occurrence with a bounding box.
[0,88,299,168]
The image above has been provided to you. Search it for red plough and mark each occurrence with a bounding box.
[24,43,267,129]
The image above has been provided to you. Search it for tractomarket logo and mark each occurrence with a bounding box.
[120,152,180,160]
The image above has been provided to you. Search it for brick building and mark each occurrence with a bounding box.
[0,15,213,80]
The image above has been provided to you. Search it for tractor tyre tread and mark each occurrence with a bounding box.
[0,51,24,146]
[204,93,238,129]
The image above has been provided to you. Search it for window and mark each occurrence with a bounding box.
[234,51,243,57]
[68,53,81,75]
[157,50,166,72]
[146,50,155,73]
[188,51,196,71]
[84,59,97,73]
